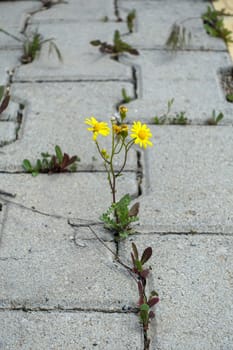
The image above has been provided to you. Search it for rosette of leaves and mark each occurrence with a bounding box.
[100,194,139,239]
[22,145,79,176]
[90,30,139,58]
[0,86,10,116]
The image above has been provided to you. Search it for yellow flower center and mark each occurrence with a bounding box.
[93,123,101,132]
[138,130,147,140]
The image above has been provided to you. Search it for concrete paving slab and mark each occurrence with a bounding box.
[0,1,39,49]
[0,50,20,85]
[0,311,142,350]
[137,126,233,233]
[0,205,137,310]
[121,51,233,124]
[120,234,233,350]
[0,121,17,146]
[0,82,136,171]
[14,22,132,81]
[118,0,227,50]
[0,172,138,220]
[31,0,115,23]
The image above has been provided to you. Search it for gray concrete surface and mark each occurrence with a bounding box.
[0,0,233,349]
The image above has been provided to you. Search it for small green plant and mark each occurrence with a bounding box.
[202,6,233,43]
[85,106,153,240]
[121,87,132,103]
[226,93,233,102]
[131,243,159,348]
[205,110,224,125]
[170,111,188,125]
[166,23,192,50]
[0,28,62,64]
[100,16,109,22]
[154,98,174,124]
[22,145,79,176]
[0,86,10,116]
[127,9,136,33]
[154,99,189,125]
[90,30,139,59]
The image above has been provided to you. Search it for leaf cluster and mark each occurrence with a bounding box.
[166,23,191,50]
[90,30,139,57]
[202,6,233,43]
[0,28,62,64]
[131,243,159,331]
[0,86,10,115]
[154,99,189,125]
[205,110,224,125]
[21,31,62,64]
[22,145,80,176]
[100,194,139,239]
[170,111,188,125]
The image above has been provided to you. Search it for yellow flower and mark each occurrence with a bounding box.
[130,121,153,149]
[85,117,110,141]
[119,106,128,121]
[113,124,128,135]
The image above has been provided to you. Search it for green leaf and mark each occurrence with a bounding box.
[55,145,63,164]
[22,159,33,172]
[216,112,224,124]
[135,259,142,272]
[140,304,150,312]
[226,93,233,102]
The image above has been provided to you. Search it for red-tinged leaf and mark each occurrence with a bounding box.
[65,155,77,167]
[141,246,152,265]
[140,268,150,279]
[61,153,69,169]
[148,297,159,308]
[0,94,10,114]
[129,202,139,217]
[149,310,155,319]
[131,252,135,266]
[132,242,139,260]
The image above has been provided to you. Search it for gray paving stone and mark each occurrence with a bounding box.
[0,172,138,220]
[0,122,17,146]
[0,82,136,171]
[137,126,233,233]
[0,1,39,49]
[0,205,137,310]
[31,0,115,23]
[0,311,142,350]
[118,0,227,50]
[120,234,233,350]
[14,22,132,81]
[121,51,233,124]
[0,50,20,85]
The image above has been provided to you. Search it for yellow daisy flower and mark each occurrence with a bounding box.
[130,121,153,149]
[85,117,110,141]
